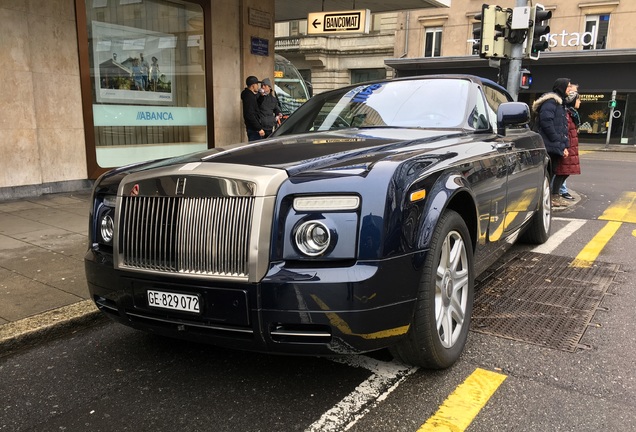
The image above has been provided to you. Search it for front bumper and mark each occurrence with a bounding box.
[85,250,424,355]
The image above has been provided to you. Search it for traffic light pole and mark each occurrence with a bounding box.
[506,0,529,101]
[506,43,524,101]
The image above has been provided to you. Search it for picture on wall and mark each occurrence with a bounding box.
[92,21,175,105]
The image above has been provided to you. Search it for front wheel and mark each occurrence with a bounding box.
[520,172,552,244]
[390,210,474,369]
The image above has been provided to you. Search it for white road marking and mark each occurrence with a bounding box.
[305,356,418,432]
[307,218,589,431]
[532,217,587,254]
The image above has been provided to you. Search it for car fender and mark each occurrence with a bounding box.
[411,170,479,260]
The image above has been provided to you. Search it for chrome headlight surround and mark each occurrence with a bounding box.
[95,195,116,246]
[100,215,114,244]
[294,220,332,257]
[282,194,360,260]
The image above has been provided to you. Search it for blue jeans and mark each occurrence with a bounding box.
[246,129,262,142]
[550,177,568,195]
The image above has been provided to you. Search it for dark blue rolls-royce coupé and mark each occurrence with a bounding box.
[85,75,552,368]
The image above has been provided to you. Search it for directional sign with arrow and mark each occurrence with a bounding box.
[307,9,370,35]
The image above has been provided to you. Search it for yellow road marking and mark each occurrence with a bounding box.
[417,368,507,432]
[599,191,636,223]
[570,191,636,268]
[571,221,622,268]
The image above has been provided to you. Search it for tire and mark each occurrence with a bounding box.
[390,210,474,369]
[520,172,552,244]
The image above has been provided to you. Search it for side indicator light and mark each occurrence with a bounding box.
[410,189,426,202]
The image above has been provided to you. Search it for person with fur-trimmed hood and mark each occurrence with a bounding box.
[553,89,582,201]
[532,78,572,206]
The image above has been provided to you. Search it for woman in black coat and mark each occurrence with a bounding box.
[531,78,572,201]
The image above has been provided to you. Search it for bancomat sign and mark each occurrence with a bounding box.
[307,9,371,35]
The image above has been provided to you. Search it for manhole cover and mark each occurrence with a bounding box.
[471,251,620,352]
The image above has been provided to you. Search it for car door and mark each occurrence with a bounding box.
[462,85,510,275]
[483,85,542,236]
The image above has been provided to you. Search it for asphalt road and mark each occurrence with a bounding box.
[2,150,636,432]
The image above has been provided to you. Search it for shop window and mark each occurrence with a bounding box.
[424,27,442,58]
[583,14,610,50]
[351,69,386,84]
[84,0,208,169]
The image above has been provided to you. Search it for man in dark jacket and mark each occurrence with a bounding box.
[241,76,265,141]
[531,77,571,205]
[257,78,282,138]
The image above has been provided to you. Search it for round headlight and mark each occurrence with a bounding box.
[100,215,114,244]
[294,221,331,256]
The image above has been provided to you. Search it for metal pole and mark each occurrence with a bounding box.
[605,90,616,149]
[505,0,529,101]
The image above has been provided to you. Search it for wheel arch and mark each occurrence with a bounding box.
[445,189,478,256]
[413,172,479,257]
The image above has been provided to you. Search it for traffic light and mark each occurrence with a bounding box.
[520,69,532,89]
[475,4,510,59]
[526,3,552,60]
[472,14,482,55]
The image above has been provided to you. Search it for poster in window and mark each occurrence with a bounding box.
[92,21,175,105]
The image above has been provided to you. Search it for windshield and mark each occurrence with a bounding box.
[276,81,309,115]
[274,56,311,116]
[275,79,471,135]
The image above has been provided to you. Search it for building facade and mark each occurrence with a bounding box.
[391,0,636,145]
[274,13,399,95]
[2,1,634,198]
[277,0,636,145]
[0,0,276,198]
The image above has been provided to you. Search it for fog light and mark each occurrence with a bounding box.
[100,215,114,244]
[295,221,331,256]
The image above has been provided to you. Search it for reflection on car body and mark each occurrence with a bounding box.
[85,75,552,368]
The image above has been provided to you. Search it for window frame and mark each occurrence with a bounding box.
[583,14,610,50]
[423,27,443,58]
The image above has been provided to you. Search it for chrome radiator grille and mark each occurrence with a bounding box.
[119,196,255,277]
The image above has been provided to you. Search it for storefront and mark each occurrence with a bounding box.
[386,49,636,145]
[77,0,214,179]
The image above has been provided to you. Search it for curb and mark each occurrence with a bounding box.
[580,144,636,153]
[0,300,107,358]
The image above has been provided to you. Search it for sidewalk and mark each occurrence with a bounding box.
[1,142,634,355]
[0,190,104,355]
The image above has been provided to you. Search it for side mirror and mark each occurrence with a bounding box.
[497,102,530,136]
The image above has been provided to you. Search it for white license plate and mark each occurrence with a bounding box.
[147,290,200,314]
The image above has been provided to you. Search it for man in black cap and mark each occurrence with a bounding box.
[241,76,265,141]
